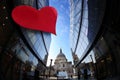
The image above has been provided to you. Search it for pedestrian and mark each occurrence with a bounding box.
[84,68,88,80]
[34,69,39,80]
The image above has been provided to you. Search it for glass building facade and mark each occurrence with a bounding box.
[0,0,51,80]
[70,0,120,79]
[70,0,105,79]
[12,0,50,66]
[13,0,51,61]
[70,0,106,65]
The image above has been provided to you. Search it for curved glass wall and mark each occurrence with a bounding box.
[12,0,51,63]
[10,35,38,66]
[0,0,50,80]
[24,30,51,61]
[70,0,106,65]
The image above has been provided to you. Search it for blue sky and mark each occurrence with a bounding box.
[47,0,73,66]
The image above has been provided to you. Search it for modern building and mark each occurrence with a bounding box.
[53,49,73,79]
[0,0,51,80]
[70,0,120,80]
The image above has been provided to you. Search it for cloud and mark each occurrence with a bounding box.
[47,43,59,66]
[56,14,69,37]
[47,54,56,66]
[60,5,64,10]
[59,26,68,36]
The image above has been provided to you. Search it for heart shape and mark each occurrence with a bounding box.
[12,5,57,35]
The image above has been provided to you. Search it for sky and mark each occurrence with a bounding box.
[47,0,73,66]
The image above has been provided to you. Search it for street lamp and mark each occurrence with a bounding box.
[49,59,53,78]
[90,55,93,63]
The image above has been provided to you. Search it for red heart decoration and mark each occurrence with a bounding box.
[12,5,57,35]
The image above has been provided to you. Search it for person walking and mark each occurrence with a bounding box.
[34,69,39,80]
[83,68,88,80]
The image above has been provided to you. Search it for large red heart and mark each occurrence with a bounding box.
[12,5,57,35]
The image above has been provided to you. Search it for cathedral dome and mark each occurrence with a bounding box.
[57,49,66,59]
[54,49,67,64]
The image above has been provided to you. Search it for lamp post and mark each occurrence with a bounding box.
[49,59,53,78]
[90,55,94,63]
[90,55,94,72]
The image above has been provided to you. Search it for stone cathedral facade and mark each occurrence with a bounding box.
[53,49,74,79]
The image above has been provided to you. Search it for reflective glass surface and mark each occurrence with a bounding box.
[70,0,106,65]
[13,0,51,62]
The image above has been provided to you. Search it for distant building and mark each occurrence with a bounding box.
[53,49,73,79]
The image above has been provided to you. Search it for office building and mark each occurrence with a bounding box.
[70,0,120,79]
[0,0,51,80]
